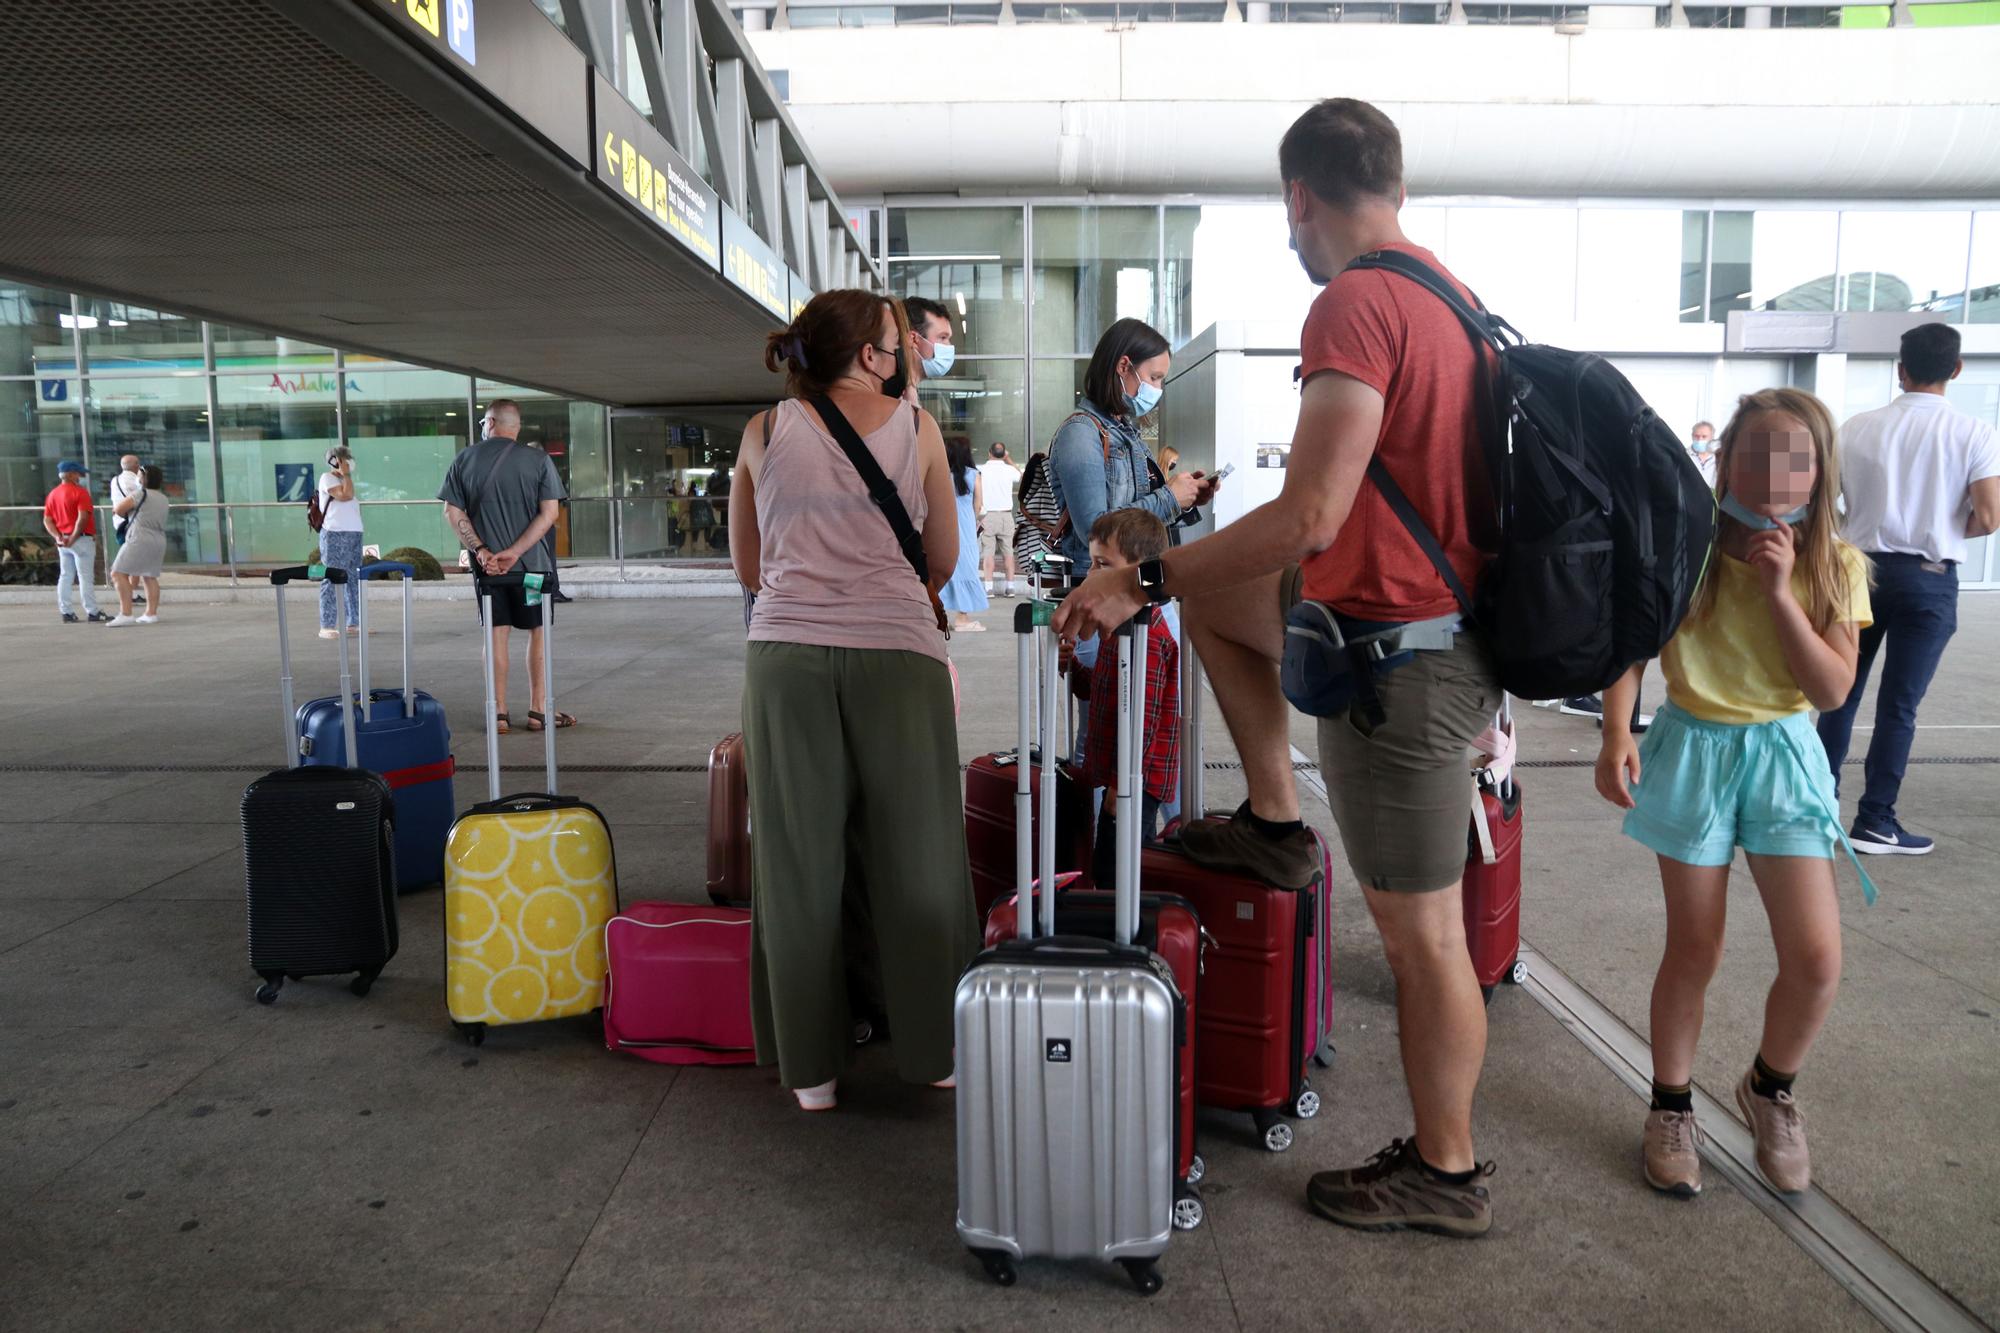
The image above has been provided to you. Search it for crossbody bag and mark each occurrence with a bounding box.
[745,398,950,637]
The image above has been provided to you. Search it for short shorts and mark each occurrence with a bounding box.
[475,580,548,630]
[1282,564,1502,893]
[1622,703,1838,865]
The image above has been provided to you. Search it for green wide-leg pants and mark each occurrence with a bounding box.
[743,641,977,1088]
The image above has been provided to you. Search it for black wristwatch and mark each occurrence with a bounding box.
[1136,558,1170,605]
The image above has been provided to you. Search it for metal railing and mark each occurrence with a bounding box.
[0,495,738,587]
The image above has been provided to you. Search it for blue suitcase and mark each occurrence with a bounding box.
[298,562,454,892]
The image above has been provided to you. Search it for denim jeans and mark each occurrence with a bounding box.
[319,529,364,629]
[56,535,99,617]
[1815,553,1959,826]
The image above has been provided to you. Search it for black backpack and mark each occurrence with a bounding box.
[1347,249,1716,701]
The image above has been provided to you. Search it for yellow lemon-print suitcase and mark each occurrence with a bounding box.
[445,798,617,1042]
[446,574,617,1045]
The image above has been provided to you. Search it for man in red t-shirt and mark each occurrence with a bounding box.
[43,460,108,623]
[1056,98,1501,1236]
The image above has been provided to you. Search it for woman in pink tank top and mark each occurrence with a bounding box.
[728,290,978,1112]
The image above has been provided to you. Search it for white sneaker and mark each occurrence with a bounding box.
[104,614,139,628]
[136,614,159,625]
[318,628,339,640]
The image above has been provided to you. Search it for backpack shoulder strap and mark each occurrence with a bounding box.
[1061,411,1113,461]
[1366,456,1476,623]
[1347,250,1507,353]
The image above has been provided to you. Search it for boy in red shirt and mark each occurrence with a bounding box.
[43,460,108,623]
[1075,509,1179,886]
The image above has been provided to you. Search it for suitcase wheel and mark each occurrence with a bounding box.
[970,1248,1016,1287]
[1173,1182,1204,1231]
[255,981,281,1006]
[1255,1109,1294,1153]
[350,968,380,999]
[1508,957,1528,986]
[1293,1086,1321,1120]
[1186,1154,1205,1186]
[454,1021,487,1047]
[1118,1258,1164,1296]
[1481,984,1496,1007]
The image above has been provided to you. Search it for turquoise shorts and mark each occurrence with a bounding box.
[1622,704,1841,866]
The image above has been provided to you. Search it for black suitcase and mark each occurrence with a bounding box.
[245,565,398,1004]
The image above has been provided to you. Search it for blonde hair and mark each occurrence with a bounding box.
[1688,387,1864,636]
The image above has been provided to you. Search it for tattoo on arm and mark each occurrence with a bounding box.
[451,513,481,550]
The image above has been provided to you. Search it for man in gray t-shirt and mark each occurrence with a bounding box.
[439,399,572,731]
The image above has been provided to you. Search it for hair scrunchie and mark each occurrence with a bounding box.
[783,335,809,369]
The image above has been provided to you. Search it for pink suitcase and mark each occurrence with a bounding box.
[603,902,755,1065]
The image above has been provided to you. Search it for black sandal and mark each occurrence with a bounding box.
[525,710,576,731]
[494,712,511,735]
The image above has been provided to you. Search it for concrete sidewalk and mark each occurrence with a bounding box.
[1,593,1995,1331]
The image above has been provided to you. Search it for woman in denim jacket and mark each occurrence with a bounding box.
[1047,318,1213,571]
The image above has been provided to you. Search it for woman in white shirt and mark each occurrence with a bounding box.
[317,446,363,639]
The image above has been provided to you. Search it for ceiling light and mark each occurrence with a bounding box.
[954,293,967,315]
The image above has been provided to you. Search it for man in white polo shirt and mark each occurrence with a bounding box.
[1817,323,2000,855]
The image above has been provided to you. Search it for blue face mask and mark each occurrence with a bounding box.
[920,339,955,378]
[1127,379,1163,419]
[1719,491,1809,531]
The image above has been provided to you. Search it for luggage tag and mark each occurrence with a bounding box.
[523,572,545,607]
[308,563,327,580]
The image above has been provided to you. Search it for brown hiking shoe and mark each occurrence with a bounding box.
[1735,1073,1811,1193]
[1642,1109,1703,1198]
[1306,1138,1495,1238]
[1178,802,1321,891]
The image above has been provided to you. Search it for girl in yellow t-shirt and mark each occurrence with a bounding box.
[1594,387,1872,1203]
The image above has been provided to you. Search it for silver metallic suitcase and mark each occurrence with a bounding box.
[955,601,1179,1296]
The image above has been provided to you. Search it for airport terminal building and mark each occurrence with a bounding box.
[2,0,1997,583]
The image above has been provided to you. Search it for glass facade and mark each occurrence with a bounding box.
[0,281,642,572]
[7,200,1995,570]
[884,200,2000,461]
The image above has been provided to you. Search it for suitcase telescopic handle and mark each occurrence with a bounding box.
[358,563,417,712]
[1113,612,1149,947]
[270,566,356,770]
[270,564,348,585]
[474,571,560,800]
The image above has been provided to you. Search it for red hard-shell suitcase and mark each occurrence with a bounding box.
[986,883,1204,1190]
[1142,830,1329,1153]
[706,734,751,906]
[1464,781,1524,998]
[603,901,755,1065]
[965,752,1093,916]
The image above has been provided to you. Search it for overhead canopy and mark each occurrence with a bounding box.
[0,0,852,405]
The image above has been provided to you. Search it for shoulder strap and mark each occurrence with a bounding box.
[1367,456,1476,623]
[808,394,930,584]
[1347,250,1509,353]
[1062,411,1113,462]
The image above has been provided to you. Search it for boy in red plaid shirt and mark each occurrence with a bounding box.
[1075,509,1179,885]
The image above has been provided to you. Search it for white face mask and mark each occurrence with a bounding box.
[921,338,956,378]
[1129,379,1163,418]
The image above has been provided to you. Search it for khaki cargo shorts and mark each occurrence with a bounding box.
[984,510,1017,562]
[1280,565,1502,894]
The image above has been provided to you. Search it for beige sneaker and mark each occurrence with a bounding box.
[1736,1072,1811,1193]
[1642,1109,1703,1198]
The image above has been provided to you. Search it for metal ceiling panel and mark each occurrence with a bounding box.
[0,0,796,406]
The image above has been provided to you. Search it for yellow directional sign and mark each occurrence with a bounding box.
[405,0,442,37]
[593,77,721,268]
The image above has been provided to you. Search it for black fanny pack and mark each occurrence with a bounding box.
[1280,600,1458,728]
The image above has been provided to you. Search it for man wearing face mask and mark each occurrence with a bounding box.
[903,296,955,403]
[1689,420,1719,490]
[1056,98,1506,1238]
[1816,323,2000,856]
